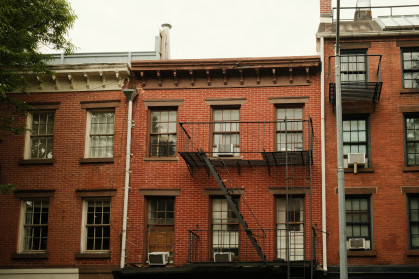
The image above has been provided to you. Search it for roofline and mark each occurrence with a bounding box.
[316,30,419,39]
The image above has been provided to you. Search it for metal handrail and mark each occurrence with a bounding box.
[331,5,419,22]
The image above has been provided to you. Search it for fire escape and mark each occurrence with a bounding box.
[178,119,315,278]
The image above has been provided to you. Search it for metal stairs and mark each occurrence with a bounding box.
[199,149,266,262]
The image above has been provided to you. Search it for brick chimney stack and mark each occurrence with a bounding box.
[320,0,332,23]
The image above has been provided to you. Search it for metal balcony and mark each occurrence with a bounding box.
[329,54,382,105]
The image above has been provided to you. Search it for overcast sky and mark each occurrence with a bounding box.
[44,0,418,59]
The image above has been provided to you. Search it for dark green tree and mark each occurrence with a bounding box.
[0,0,76,192]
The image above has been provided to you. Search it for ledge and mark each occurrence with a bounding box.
[75,252,111,259]
[19,158,54,165]
[139,189,181,196]
[400,88,419,94]
[15,190,55,198]
[80,158,114,164]
[143,157,179,162]
[347,250,377,257]
[344,167,375,173]
[11,253,48,260]
[403,166,419,172]
[406,250,419,257]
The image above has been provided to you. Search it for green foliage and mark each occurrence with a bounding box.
[0,183,15,194]
[0,0,76,134]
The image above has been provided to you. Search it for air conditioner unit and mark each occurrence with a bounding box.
[148,252,169,265]
[214,252,234,262]
[347,153,366,166]
[348,238,366,250]
[215,144,234,157]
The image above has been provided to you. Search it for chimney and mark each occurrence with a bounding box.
[355,0,372,20]
[320,0,332,23]
[159,23,172,60]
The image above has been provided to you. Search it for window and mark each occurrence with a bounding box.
[343,116,369,164]
[85,110,115,158]
[341,49,367,82]
[405,114,419,166]
[26,112,55,159]
[276,196,304,260]
[402,48,419,89]
[82,200,111,252]
[212,108,240,155]
[212,197,239,255]
[20,200,49,252]
[346,196,372,249]
[150,110,177,157]
[147,198,175,257]
[408,196,419,249]
[276,107,303,151]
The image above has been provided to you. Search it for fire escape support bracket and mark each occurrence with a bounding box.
[261,151,271,175]
[199,149,266,261]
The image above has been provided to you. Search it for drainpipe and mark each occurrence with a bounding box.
[320,35,328,272]
[120,89,135,268]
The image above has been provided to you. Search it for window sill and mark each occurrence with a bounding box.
[403,166,419,172]
[400,88,419,94]
[80,158,114,164]
[143,157,179,162]
[406,250,419,257]
[347,250,377,257]
[19,158,54,165]
[344,167,375,173]
[11,252,48,260]
[75,252,111,259]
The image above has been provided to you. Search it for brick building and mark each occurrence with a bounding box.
[317,1,419,278]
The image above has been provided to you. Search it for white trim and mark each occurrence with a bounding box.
[17,200,25,253]
[80,200,88,252]
[0,268,79,279]
[84,111,92,158]
[24,114,33,159]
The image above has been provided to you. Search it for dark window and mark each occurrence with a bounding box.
[29,112,55,159]
[343,116,369,163]
[276,196,304,260]
[23,200,49,251]
[341,49,367,82]
[150,110,177,157]
[346,197,371,244]
[147,198,175,256]
[212,197,239,255]
[276,107,303,151]
[405,114,419,166]
[85,200,111,251]
[408,195,419,249]
[402,48,419,89]
[212,108,240,155]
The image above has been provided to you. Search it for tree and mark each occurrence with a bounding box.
[0,0,77,192]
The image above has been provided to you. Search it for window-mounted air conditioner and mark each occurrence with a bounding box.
[348,238,366,250]
[215,144,234,157]
[214,252,234,262]
[148,252,169,265]
[347,153,366,166]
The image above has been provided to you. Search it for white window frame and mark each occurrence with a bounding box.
[24,111,55,159]
[84,109,115,158]
[80,199,111,253]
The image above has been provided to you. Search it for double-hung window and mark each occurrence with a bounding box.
[346,196,372,249]
[82,200,111,252]
[341,49,367,83]
[150,110,177,157]
[276,107,303,151]
[343,116,369,165]
[408,196,419,249]
[20,200,49,252]
[26,112,55,159]
[405,114,419,166]
[213,108,240,156]
[402,48,419,89]
[212,197,239,256]
[86,110,115,158]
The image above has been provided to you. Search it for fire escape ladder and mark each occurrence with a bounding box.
[198,149,266,262]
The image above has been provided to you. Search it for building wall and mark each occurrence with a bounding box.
[323,36,419,266]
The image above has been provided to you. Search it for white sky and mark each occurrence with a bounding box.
[44,0,419,59]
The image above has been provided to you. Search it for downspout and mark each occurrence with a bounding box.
[120,89,135,268]
[320,36,328,272]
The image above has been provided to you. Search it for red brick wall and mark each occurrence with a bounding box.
[323,37,419,266]
[320,0,332,15]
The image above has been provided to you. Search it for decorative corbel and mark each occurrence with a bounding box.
[206,70,211,86]
[36,76,43,90]
[157,70,162,87]
[140,71,146,87]
[67,74,74,89]
[306,67,310,83]
[173,70,178,86]
[272,68,277,84]
[289,68,293,84]
[255,68,260,85]
[83,73,90,89]
[222,68,227,85]
[100,72,106,88]
[239,69,244,85]
[52,75,59,90]
[189,70,195,86]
